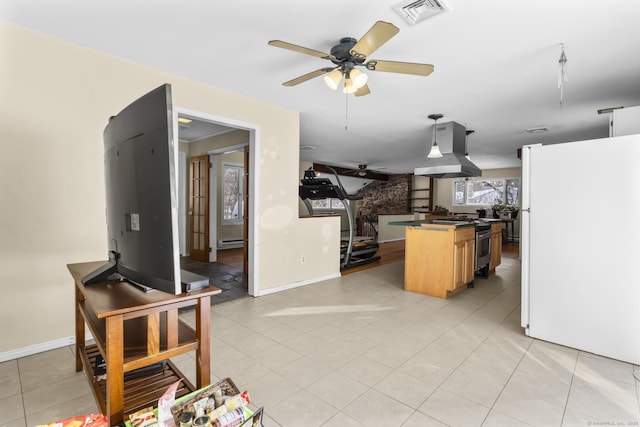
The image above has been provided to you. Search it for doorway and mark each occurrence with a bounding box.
[174,107,258,296]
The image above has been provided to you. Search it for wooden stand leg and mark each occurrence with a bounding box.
[75,287,85,373]
[106,315,125,425]
[195,296,211,388]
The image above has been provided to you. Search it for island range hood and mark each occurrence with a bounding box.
[414,121,481,178]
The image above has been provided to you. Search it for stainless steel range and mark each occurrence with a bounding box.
[430,217,492,279]
[474,222,492,278]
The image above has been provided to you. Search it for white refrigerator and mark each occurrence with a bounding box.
[521,134,640,365]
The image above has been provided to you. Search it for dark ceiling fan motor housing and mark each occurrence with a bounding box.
[329,37,365,71]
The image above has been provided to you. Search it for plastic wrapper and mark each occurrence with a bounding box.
[37,414,108,427]
[158,380,182,427]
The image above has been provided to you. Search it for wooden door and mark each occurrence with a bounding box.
[243,146,249,275]
[189,155,210,262]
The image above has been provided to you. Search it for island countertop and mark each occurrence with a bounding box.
[388,219,476,229]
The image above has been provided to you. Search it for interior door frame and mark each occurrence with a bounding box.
[173,106,259,296]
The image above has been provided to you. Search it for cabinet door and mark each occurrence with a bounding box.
[464,240,476,284]
[452,241,466,290]
[489,224,502,270]
[490,232,502,270]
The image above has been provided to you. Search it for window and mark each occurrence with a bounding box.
[309,198,346,210]
[222,163,244,224]
[452,177,520,206]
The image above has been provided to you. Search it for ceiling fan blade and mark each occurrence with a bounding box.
[350,21,399,59]
[354,84,371,97]
[268,40,335,60]
[366,60,434,76]
[282,68,334,86]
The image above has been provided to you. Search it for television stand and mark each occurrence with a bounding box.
[68,261,221,425]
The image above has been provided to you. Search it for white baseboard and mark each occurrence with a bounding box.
[256,272,341,296]
[378,237,406,243]
[0,332,94,363]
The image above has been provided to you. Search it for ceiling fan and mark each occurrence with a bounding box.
[340,164,373,177]
[268,21,434,96]
[313,162,389,181]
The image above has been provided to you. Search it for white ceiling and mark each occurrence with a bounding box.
[3,0,640,173]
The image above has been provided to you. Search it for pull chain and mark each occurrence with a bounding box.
[345,91,349,130]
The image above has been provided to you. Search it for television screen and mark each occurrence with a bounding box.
[82,84,182,294]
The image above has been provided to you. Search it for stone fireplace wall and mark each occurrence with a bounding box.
[355,174,412,222]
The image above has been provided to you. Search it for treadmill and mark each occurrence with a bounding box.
[299,167,380,270]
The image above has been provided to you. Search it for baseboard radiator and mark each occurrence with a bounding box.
[217,238,244,249]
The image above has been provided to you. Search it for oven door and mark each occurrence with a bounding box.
[475,229,491,270]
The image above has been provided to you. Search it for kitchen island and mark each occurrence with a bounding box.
[390,218,502,299]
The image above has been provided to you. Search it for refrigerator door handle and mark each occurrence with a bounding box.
[520,144,539,334]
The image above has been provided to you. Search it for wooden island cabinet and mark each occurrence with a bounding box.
[405,224,476,299]
[68,261,221,425]
[489,222,502,271]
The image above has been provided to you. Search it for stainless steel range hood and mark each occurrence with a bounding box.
[414,121,481,178]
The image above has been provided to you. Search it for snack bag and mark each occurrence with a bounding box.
[37,413,108,427]
[129,407,158,427]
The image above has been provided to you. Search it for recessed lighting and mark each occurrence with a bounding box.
[178,117,192,124]
[525,127,549,133]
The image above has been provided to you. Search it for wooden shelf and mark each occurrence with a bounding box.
[409,176,434,213]
[78,300,199,365]
[82,345,195,417]
[69,261,221,425]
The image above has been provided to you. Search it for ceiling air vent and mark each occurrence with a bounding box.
[392,0,452,25]
[525,126,549,134]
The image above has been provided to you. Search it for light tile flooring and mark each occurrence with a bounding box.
[2,258,640,426]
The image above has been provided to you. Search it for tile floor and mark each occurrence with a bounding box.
[2,258,640,426]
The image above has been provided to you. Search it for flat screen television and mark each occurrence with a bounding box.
[82,84,207,294]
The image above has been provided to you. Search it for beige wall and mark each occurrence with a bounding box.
[0,22,339,356]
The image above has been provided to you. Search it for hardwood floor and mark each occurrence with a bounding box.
[341,240,406,275]
[342,238,520,274]
[216,247,244,269]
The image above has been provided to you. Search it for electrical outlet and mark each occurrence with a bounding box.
[300,255,306,264]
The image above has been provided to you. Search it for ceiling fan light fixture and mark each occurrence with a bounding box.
[342,77,358,94]
[324,69,342,90]
[350,69,368,89]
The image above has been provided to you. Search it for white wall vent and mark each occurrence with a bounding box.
[392,0,452,25]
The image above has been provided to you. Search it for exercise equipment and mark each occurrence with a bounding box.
[299,167,380,270]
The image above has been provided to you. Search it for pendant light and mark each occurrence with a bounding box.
[427,113,443,158]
